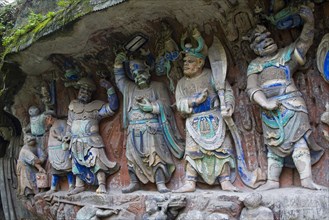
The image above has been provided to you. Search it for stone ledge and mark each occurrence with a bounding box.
[27,187,328,220]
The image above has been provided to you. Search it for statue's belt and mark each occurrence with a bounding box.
[32,134,44,137]
[71,132,98,138]
[268,91,302,101]
[48,145,62,150]
[129,118,158,125]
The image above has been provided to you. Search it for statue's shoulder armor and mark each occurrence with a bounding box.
[85,100,106,112]
[68,100,105,114]
[247,44,295,76]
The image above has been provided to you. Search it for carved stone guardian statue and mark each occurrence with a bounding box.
[246,6,326,190]
[174,28,238,192]
[25,106,49,165]
[63,77,120,195]
[113,51,184,193]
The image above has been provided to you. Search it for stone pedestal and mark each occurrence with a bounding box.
[25,187,328,220]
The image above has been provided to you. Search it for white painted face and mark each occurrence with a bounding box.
[28,106,40,117]
[183,55,204,78]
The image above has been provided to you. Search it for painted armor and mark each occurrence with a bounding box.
[67,100,118,185]
[176,68,235,184]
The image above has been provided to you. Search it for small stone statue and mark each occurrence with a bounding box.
[155,21,183,93]
[246,6,326,190]
[113,51,184,193]
[40,82,55,111]
[17,134,46,198]
[25,106,49,165]
[63,77,120,195]
[240,193,274,220]
[44,113,74,196]
[33,82,55,112]
[174,28,238,192]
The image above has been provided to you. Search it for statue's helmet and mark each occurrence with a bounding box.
[249,25,278,56]
[181,28,208,60]
[77,77,96,92]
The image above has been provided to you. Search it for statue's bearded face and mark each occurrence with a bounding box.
[183,55,204,78]
[78,87,92,103]
[250,31,278,57]
[130,60,150,89]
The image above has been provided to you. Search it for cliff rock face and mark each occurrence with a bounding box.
[0,0,328,219]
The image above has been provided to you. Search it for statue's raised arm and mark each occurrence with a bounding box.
[112,48,184,194]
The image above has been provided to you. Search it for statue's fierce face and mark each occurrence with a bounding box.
[252,37,278,56]
[250,27,278,57]
[78,87,92,103]
[183,55,204,78]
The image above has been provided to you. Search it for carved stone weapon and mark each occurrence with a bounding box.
[208,36,264,188]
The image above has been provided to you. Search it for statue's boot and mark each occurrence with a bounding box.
[173,162,197,193]
[44,189,56,201]
[96,172,107,194]
[155,169,170,193]
[173,180,196,193]
[221,180,240,192]
[257,156,281,191]
[219,164,241,192]
[293,147,328,190]
[67,177,85,196]
[122,169,141,193]
[67,172,74,190]
[44,174,59,199]
[67,186,85,196]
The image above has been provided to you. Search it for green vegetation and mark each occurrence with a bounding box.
[57,0,78,8]
[0,0,91,48]
[0,0,103,99]
[2,12,45,47]
[0,4,14,37]
[0,0,94,69]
